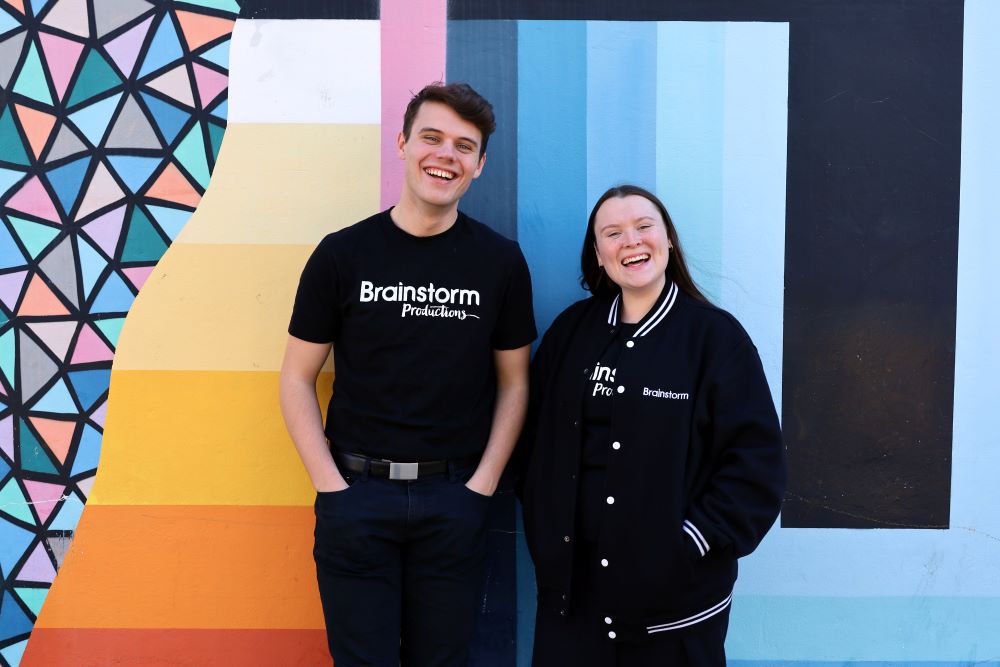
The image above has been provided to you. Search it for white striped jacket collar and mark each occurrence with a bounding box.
[606,281,680,338]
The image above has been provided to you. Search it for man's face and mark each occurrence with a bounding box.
[397,101,486,212]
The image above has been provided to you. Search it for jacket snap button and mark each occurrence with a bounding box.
[616,386,625,394]
[563,535,571,543]
[608,631,617,639]
[600,558,609,567]
[606,496,615,504]
[611,441,621,450]
[560,610,567,616]
[626,341,634,348]
[604,617,613,625]
[562,594,568,601]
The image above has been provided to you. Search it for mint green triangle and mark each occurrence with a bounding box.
[0,478,36,524]
[13,587,48,616]
[9,216,60,259]
[0,107,31,167]
[0,328,14,389]
[18,418,58,474]
[121,206,167,262]
[176,0,239,13]
[95,317,125,347]
[13,41,52,106]
[208,121,225,163]
[175,122,210,188]
[67,49,123,108]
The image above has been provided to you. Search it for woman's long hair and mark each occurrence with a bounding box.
[580,184,708,303]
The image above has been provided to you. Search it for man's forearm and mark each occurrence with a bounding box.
[279,375,345,492]
[467,345,531,496]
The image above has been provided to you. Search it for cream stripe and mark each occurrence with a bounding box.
[112,244,322,372]
[178,123,379,246]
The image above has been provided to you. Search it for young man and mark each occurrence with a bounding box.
[279,83,536,667]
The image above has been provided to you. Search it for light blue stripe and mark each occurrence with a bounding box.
[718,22,788,415]
[727,596,1000,661]
[732,663,1000,666]
[952,0,1000,540]
[655,21,726,302]
[517,20,589,335]
[585,21,658,207]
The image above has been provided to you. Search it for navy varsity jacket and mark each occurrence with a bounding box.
[519,282,786,642]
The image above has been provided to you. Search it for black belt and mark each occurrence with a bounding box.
[334,450,478,481]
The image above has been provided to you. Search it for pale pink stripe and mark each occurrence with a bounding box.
[379,0,447,209]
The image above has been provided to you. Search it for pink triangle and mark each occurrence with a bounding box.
[90,399,107,428]
[6,175,62,223]
[16,541,57,583]
[24,480,66,524]
[122,265,154,290]
[26,320,79,361]
[0,415,12,461]
[104,14,152,78]
[146,63,194,108]
[75,161,124,220]
[82,203,126,255]
[39,31,86,101]
[0,270,28,310]
[192,62,228,107]
[71,323,114,363]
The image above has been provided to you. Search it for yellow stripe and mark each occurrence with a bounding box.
[178,123,380,245]
[113,243,331,371]
[90,370,332,506]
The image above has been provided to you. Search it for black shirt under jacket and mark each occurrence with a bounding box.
[518,283,786,642]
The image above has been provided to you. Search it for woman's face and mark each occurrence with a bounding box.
[593,195,671,298]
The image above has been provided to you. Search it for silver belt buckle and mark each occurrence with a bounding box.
[389,461,419,480]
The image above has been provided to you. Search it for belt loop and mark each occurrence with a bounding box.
[447,459,458,481]
[362,457,371,482]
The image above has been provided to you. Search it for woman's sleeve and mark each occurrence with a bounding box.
[682,340,787,560]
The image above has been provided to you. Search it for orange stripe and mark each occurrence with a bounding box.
[23,628,331,666]
[35,505,324,629]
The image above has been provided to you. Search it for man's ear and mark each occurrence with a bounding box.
[397,131,406,159]
[473,152,486,179]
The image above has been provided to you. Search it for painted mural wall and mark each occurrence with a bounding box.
[0,0,997,665]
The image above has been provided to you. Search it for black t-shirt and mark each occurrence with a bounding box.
[289,209,536,461]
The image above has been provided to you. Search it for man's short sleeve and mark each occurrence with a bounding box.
[288,237,341,344]
[491,245,536,350]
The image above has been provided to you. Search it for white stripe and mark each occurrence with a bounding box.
[683,519,710,554]
[646,594,732,633]
[636,282,678,337]
[228,19,381,123]
[683,525,707,557]
[607,294,620,325]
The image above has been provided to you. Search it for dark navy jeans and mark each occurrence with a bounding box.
[313,463,491,667]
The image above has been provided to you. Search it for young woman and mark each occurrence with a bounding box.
[519,185,786,666]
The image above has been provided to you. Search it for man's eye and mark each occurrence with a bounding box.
[458,144,472,152]
[423,135,439,142]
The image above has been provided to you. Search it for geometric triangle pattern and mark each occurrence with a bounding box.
[0,0,235,657]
